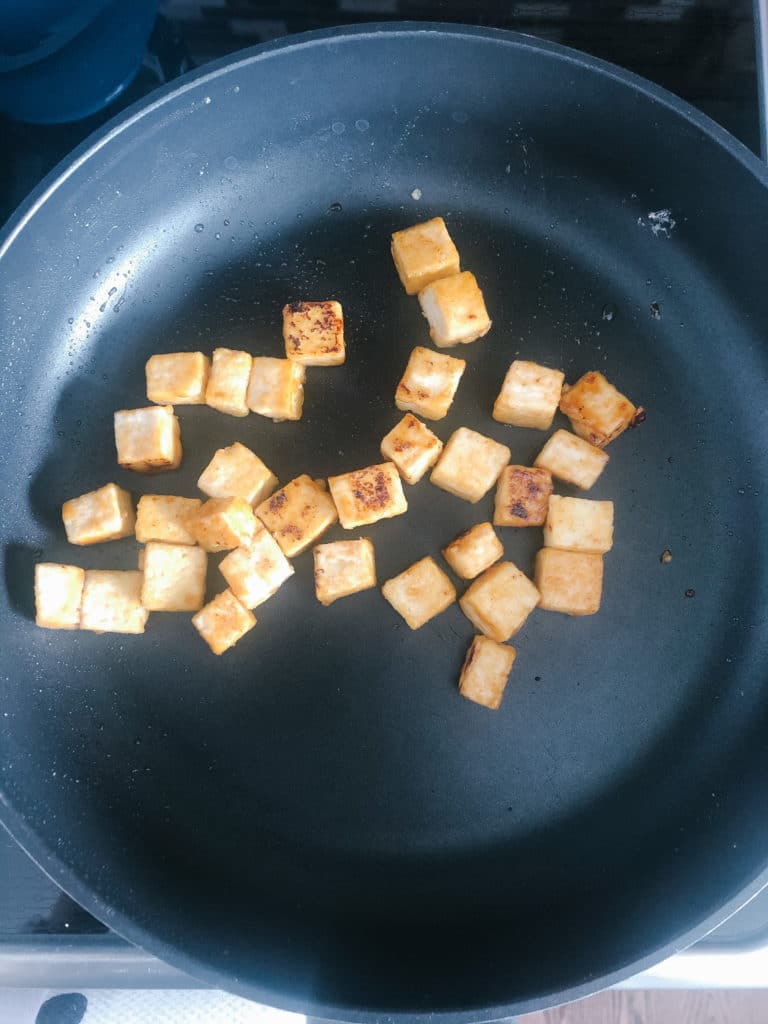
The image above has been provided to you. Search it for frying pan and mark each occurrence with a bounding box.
[2,23,768,1021]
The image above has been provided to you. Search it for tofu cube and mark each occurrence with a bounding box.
[459,561,540,642]
[544,495,614,553]
[390,217,460,295]
[559,371,637,447]
[442,522,503,580]
[34,563,85,630]
[328,462,408,530]
[492,360,565,430]
[247,357,305,422]
[192,589,256,655]
[459,636,517,711]
[430,427,510,504]
[80,570,148,634]
[283,301,345,366]
[395,346,465,422]
[493,465,553,527]
[313,538,376,606]
[205,348,252,417]
[62,482,135,545]
[255,475,338,557]
[219,525,294,609]
[380,413,443,485]
[418,271,491,348]
[140,542,207,612]
[114,406,182,473]
[381,556,456,630]
[534,429,609,490]
[187,497,258,552]
[135,495,201,545]
[145,352,209,405]
[535,547,603,616]
[197,442,277,506]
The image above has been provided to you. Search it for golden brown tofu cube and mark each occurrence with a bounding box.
[442,522,503,580]
[381,556,456,630]
[544,495,614,554]
[62,482,135,545]
[535,548,603,616]
[390,217,460,295]
[380,413,443,485]
[192,589,256,655]
[459,561,539,642]
[255,475,338,557]
[205,348,252,417]
[283,301,345,366]
[534,429,609,490]
[219,525,294,610]
[34,563,85,630]
[313,538,376,606]
[430,427,510,504]
[135,495,201,545]
[140,542,207,612]
[395,346,465,422]
[145,352,209,405]
[492,359,565,430]
[459,636,517,710]
[247,357,305,422]
[328,462,408,530]
[197,442,277,506]
[186,497,258,552]
[559,371,637,447]
[418,271,491,348]
[80,570,148,634]
[493,465,553,527]
[114,406,182,473]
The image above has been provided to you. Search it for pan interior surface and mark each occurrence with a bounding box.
[1,27,768,1020]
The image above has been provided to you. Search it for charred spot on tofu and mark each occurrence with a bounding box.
[494,466,553,527]
[328,462,408,530]
[255,475,338,557]
[559,371,636,447]
[283,301,345,366]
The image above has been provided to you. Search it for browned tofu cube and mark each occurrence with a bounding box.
[380,413,443,485]
[430,427,510,503]
[145,352,209,405]
[283,301,345,366]
[381,556,456,630]
[328,462,408,530]
[62,482,134,545]
[442,522,503,580]
[34,563,85,630]
[390,217,460,295]
[313,538,377,606]
[80,570,148,634]
[186,497,258,552]
[395,346,466,422]
[492,360,565,430]
[418,271,492,348]
[493,465,553,527]
[255,475,338,557]
[247,357,305,421]
[544,495,614,553]
[559,371,637,447]
[534,429,609,490]
[459,561,539,642]
[114,405,182,473]
[140,542,207,612]
[192,589,256,655]
[197,442,278,506]
[459,636,517,710]
[135,495,201,545]
[205,348,252,417]
[219,525,294,609]
[535,548,603,616]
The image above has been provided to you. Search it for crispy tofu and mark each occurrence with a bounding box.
[535,547,603,616]
[418,271,491,348]
[145,352,209,405]
[114,406,181,473]
[283,301,345,366]
[442,522,503,580]
[313,538,376,606]
[247,357,305,421]
[430,427,510,503]
[459,635,517,711]
[205,348,252,417]
[381,556,456,630]
[255,475,338,557]
[135,495,201,545]
[390,217,460,295]
[34,563,85,630]
[459,561,539,642]
[544,495,614,554]
[62,482,134,545]
[80,570,148,634]
[219,525,294,609]
[493,466,553,527]
[140,542,207,612]
[187,497,258,552]
[380,413,443,485]
[395,346,465,422]
[192,589,256,655]
[559,371,637,447]
[197,442,278,506]
[328,462,408,530]
[492,360,565,430]
[534,429,609,490]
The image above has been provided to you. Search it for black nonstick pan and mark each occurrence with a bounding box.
[2,24,768,1021]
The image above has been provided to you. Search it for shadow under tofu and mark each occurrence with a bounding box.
[3,542,40,623]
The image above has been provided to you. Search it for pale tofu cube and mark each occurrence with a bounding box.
[283,301,345,366]
[328,462,408,530]
[559,371,637,447]
[430,427,510,504]
[381,556,456,630]
[493,465,553,527]
[395,346,465,422]
[255,475,338,557]
[535,548,603,616]
[380,414,443,485]
[197,442,278,506]
[459,561,540,642]
[534,429,609,490]
[62,482,134,545]
[459,636,517,711]
[442,522,503,580]
[135,495,201,545]
[80,570,148,634]
[544,495,614,553]
[114,406,181,473]
[140,542,207,612]
[219,525,294,609]
[206,348,252,417]
[192,589,256,655]
[247,357,305,421]
[187,497,258,552]
[419,270,492,348]
[492,360,565,430]
[390,217,460,295]
[146,352,209,405]
[34,563,85,630]
[313,538,376,606]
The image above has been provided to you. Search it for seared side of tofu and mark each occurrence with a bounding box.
[328,462,408,530]
[283,301,345,366]
[493,465,553,527]
[135,495,201,545]
[390,217,460,295]
[459,561,540,642]
[206,348,253,417]
[559,371,637,447]
[418,271,491,347]
[534,429,609,490]
[192,589,256,655]
[34,563,85,630]
[80,570,148,634]
[380,413,443,485]
[197,442,278,506]
[493,360,565,430]
[313,538,376,606]
[459,636,516,710]
[186,497,258,552]
[535,547,603,616]
[442,522,503,580]
[140,542,208,612]
[395,346,466,421]
[247,357,305,421]
[114,406,182,473]
[381,556,456,630]
[255,475,338,557]
[544,495,614,553]
[62,482,135,545]
[430,427,510,503]
[146,352,209,405]
[219,525,294,609]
